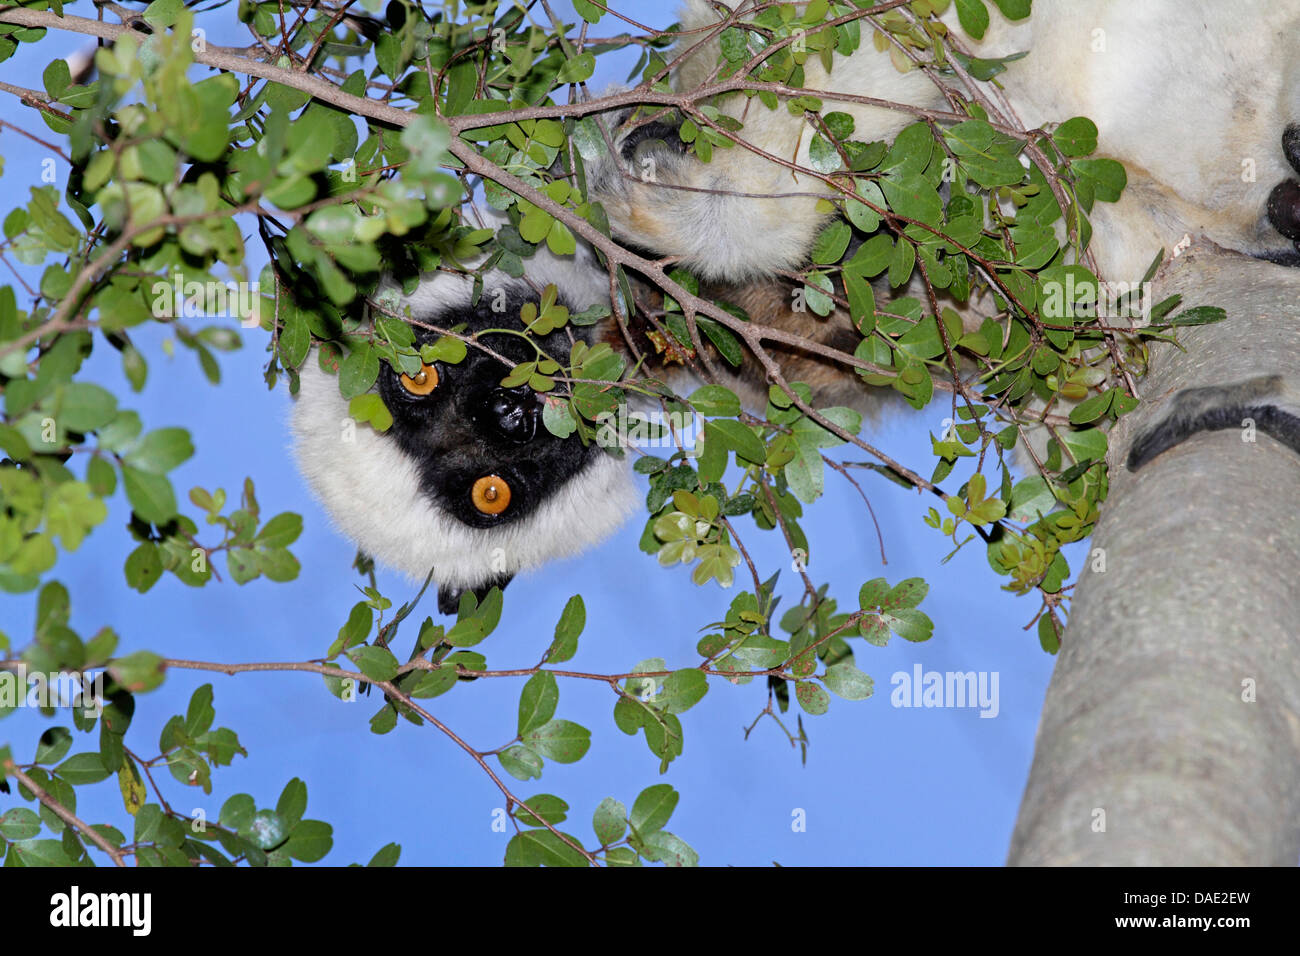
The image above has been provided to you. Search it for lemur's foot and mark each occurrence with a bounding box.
[592,108,688,188]
[1127,374,1300,471]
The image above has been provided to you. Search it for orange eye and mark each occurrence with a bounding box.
[400,364,439,396]
[471,475,511,515]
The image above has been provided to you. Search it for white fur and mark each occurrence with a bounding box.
[604,0,1300,282]
[289,233,638,588]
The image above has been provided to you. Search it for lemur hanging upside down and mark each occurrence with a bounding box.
[292,0,1300,611]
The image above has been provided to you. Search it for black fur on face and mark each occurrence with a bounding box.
[376,285,602,530]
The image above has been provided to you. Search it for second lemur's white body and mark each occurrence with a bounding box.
[595,0,1300,283]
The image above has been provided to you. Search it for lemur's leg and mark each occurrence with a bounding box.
[584,107,830,283]
[1265,125,1300,252]
[1126,374,1300,471]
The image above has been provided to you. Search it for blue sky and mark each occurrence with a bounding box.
[0,1,1061,865]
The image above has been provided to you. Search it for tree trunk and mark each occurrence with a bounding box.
[1008,246,1300,865]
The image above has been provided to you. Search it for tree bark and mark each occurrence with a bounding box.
[1008,246,1300,865]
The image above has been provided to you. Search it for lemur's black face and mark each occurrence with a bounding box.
[375,287,600,531]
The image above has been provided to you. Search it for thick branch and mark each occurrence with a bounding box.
[1008,247,1300,865]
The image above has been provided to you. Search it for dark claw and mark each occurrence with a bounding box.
[1282,123,1300,175]
[617,118,687,163]
[1266,179,1300,242]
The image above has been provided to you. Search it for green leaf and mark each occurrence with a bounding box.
[9,839,75,866]
[278,309,311,370]
[810,220,851,264]
[122,466,177,524]
[367,843,402,866]
[185,684,215,738]
[689,385,741,418]
[592,797,627,846]
[55,751,110,785]
[334,602,372,654]
[1072,158,1127,203]
[557,53,596,83]
[522,719,590,763]
[143,0,184,28]
[1052,117,1098,157]
[42,59,71,99]
[220,793,256,831]
[990,0,1031,20]
[286,819,333,862]
[881,608,934,643]
[515,793,569,827]
[35,727,73,765]
[845,182,885,232]
[698,317,744,367]
[821,662,874,700]
[124,428,194,474]
[1059,426,1108,461]
[498,745,544,781]
[881,169,943,224]
[276,777,308,829]
[404,665,457,699]
[348,393,393,432]
[706,419,765,464]
[255,512,303,549]
[246,809,289,850]
[504,828,588,867]
[661,669,708,714]
[517,671,559,737]
[108,650,166,693]
[58,383,118,433]
[642,830,699,867]
[1068,389,1116,425]
[572,0,603,24]
[400,114,452,178]
[719,27,749,62]
[954,0,989,39]
[630,783,677,836]
[1167,306,1227,326]
[0,808,42,840]
[803,271,835,316]
[348,645,400,683]
[338,344,380,399]
[795,681,831,715]
[546,594,585,663]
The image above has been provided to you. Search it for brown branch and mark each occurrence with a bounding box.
[153,657,595,864]
[0,8,412,127]
[2,758,128,867]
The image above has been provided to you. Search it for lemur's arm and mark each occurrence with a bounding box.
[1127,375,1300,471]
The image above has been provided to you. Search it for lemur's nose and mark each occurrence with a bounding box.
[473,385,540,443]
